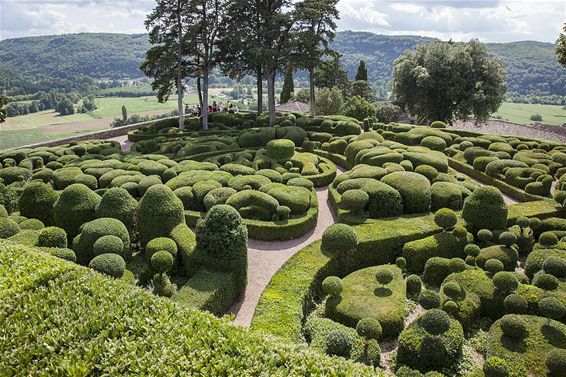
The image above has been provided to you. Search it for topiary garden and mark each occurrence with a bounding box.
[2,115,566,376]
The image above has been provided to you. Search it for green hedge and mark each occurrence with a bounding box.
[0,240,378,376]
[448,157,547,202]
[251,214,441,341]
[184,190,319,240]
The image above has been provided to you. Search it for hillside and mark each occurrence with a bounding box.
[0,31,564,100]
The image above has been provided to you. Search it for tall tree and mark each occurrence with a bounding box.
[121,105,128,121]
[314,52,349,91]
[294,0,339,115]
[392,40,506,124]
[280,65,294,104]
[218,0,266,114]
[557,24,566,68]
[141,0,192,130]
[190,0,228,130]
[355,60,368,81]
[0,95,7,123]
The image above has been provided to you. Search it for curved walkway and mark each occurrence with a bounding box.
[229,168,345,326]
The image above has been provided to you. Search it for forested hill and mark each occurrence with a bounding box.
[0,31,564,100]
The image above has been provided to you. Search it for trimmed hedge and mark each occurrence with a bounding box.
[251,213,441,341]
[0,240,377,376]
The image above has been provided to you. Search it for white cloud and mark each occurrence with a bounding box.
[0,0,564,42]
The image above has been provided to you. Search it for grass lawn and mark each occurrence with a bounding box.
[491,102,566,126]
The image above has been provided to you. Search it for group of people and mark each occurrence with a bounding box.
[184,100,238,116]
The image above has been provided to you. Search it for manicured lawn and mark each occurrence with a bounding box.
[491,102,566,126]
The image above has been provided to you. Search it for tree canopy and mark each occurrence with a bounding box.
[392,40,507,123]
[557,24,566,68]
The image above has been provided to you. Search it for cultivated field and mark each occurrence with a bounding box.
[491,102,566,126]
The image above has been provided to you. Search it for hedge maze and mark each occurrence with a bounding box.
[2,111,566,375]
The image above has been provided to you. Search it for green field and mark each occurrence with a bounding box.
[491,102,566,126]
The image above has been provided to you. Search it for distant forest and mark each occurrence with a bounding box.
[0,31,564,104]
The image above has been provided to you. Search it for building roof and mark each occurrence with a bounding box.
[275,101,310,114]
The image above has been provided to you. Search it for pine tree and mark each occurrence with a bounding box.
[122,105,128,121]
[280,66,294,104]
[355,60,368,81]
[0,95,7,123]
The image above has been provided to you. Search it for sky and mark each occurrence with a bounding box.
[0,0,564,43]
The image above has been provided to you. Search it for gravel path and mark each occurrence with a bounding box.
[229,168,345,327]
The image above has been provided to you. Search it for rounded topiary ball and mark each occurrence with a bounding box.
[449,258,466,273]
[543,256,566,278]
[93,235,124,257]
[0,218,20,239]
[504,294,528,314]
[443,281,464,300]
[375,268,394,286]
[529,217,542,230]
[465,243,481,257]
[477,229,493,242]
[420,309,451,335]
[453,226,468,239]
[322,276,343,296]
[321,223,358,254]
[419,290,441,309]
[485,258,505,274]
[325,329,353,358]
[356,318,382,341]
[406,274,422,296]
[516,217,530,229]
[434,208,458,229]
[493,271,519,293]
[534,272,560,291]
[145,237,178,262]
[483,356,510,377]
[18,181,58,226]
[546,348,566,377]
[396,256,407,270]
[53,183,100,239]
[443,300,459,315]
[499,314,527,339]
[88,253,126,278]
[341,189,369,214]
[462,186,507,233]
[267,139,295,161]
[151,250,174,273]
[540,232,559,247]
[276,205,291,220]
[539,297,566,320]
[499,231,517,247]
[37,226,67,248]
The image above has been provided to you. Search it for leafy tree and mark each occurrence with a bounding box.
[294,0,339,115]
[141,0,192,130]
[375,102,401,124]
[315,87,343,115]
[557,24,566,68]
[0,95,8,123]
[122,105,128,121]
[314,52,349,91]
[340,96,375,121]
[56,98,74,116]
[189,0,229,130]
[355,60,368,81]
[280,65,294,104]
[392,40,506,124]
[350,80,374,101]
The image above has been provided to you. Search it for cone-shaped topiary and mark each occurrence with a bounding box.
[137,185,184,248]
[462,186,507,233]
[53,183,100,239]
[18,181,58,226]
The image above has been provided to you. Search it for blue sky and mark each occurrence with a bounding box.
[0,0,564,43]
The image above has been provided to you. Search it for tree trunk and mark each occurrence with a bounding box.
[267,68,276,126]
[309,67,316,116]
[202,70,209,130]
[177,73,184,130]
[256,66,263,114]
[197,77,203,107]
[176,0,184,130]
